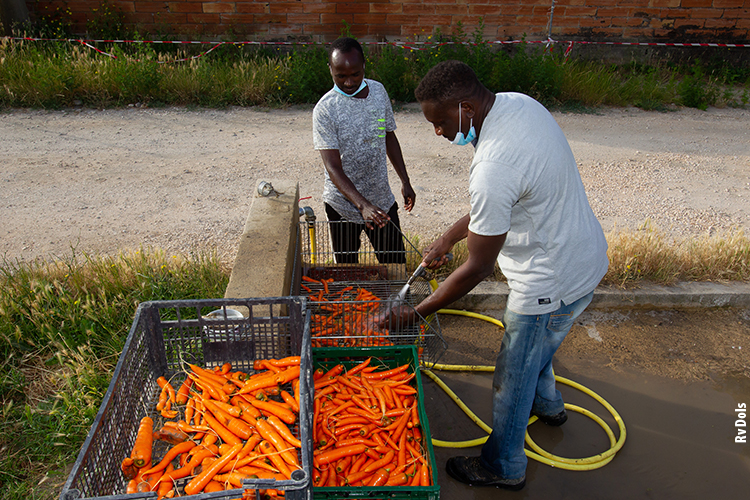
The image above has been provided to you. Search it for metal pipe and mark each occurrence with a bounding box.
[298,206,317,265]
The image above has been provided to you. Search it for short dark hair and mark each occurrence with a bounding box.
[329,37,365,65]
[415,60,482,104]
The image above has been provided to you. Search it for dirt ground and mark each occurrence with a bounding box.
[2,104,749,386]
[1,105,749,263]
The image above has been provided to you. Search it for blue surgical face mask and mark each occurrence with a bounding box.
[451,102,476,146]
[334,79,367,97]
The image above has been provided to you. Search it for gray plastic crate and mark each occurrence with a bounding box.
[60,297,313,500]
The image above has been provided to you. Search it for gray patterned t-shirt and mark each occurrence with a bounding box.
[312,79,397,222]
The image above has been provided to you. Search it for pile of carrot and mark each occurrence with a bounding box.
[300,276,394,349]
[122,357,303,499]
[311,356,432,488]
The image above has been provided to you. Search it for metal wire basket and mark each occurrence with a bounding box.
[297,219,446,366]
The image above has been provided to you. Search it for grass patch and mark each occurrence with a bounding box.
[0,248,229,499]
[422,223,750,288]
[1,32,748,110]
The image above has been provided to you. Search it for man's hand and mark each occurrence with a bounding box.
[360,202,390,230]
[402,182,416,212]
[421,237,454,270]
[376,305,417,331]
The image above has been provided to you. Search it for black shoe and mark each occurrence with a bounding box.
[445,456,526,490]
[532,408,568,426]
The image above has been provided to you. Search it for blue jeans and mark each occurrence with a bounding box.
[480,291,594,480]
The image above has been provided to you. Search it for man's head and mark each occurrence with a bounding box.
[329,37,366,96]
[415,60,485,142]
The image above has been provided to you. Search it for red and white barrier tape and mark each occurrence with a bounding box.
[3,36,748,63]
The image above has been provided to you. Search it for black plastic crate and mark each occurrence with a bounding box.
[60,297,313,500]
[311,346,440,500]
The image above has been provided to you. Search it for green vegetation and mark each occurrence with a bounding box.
[2,16,749,110]
[0,249,229,500]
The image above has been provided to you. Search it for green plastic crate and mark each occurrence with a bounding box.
[311,346,440,500]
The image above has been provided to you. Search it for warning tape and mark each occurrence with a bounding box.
[3,36,749,63]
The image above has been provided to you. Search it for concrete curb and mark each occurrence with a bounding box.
[451,281,750,314]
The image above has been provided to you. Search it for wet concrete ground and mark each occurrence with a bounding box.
[425,312,750,499]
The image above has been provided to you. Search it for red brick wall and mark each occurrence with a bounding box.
[27,0,750,42]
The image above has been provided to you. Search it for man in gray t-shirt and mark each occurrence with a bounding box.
[312,37,416,264]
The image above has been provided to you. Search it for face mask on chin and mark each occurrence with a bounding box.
[451,102,476,146]
[334,79,367,97]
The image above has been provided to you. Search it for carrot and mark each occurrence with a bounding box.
[258,440,293,480]
[419,462,430,486]
[250,399,297,425]
[156,464,174,499]
[157,376,176,404]
[201,411,242,446]
[386,471,409,486]
[203,399,253,440]
[255,418,300,467]
[280,390,300,413]
[362,364,410,380]
[142,441,196,475]
[231,398,261,424]
[184,443,242,495]
[156,385,169,412]
[316,444,368,466]
[266,414,302,449]
[131,416,154,468]
[189,363,229,385]
[368,467,390,487]
[210,399,243,418]
[203,480,225,492]
[236,372,279,395]
[154,446,216,488]
[190,373,230,402]
[121,457,137,480]
[362,449,395,474]
[153,426,190,445]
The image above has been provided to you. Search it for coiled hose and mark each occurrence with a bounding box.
[424,279,626,471]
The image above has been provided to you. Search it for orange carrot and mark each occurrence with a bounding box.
[156,463,174,499]
[131,416,153,468]
[362,449,395,474]
[153,426,189,445]
[121,457,137,480]
[142,441,196,475]
[280,390,300,413]
[183,443,242,495]
[369,467,391,487]
[201,411,242,446]
[419,462,430,486]
[259,440,293,480]
[266,414,302,449]
[316,444,367,466]
[249,399,297,425]
[255,418,300,467]
[157,376,176,404]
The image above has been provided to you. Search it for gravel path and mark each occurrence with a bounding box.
[2,104,749,263]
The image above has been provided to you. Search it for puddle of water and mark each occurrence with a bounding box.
[422,359,750,499]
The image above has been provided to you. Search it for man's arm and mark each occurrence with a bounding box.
[415,230,506,318]
[319,149,390,228]
[385,131,416,212]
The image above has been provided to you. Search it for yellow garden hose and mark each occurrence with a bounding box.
[425,280,626,471]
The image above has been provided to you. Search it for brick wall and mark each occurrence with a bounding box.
[27,0,750,42]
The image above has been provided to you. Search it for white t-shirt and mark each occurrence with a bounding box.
[468,93,609,314]
[312,79,397,222]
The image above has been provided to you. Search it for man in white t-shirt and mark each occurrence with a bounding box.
[388,60,608,490]
[313,37,416,263]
